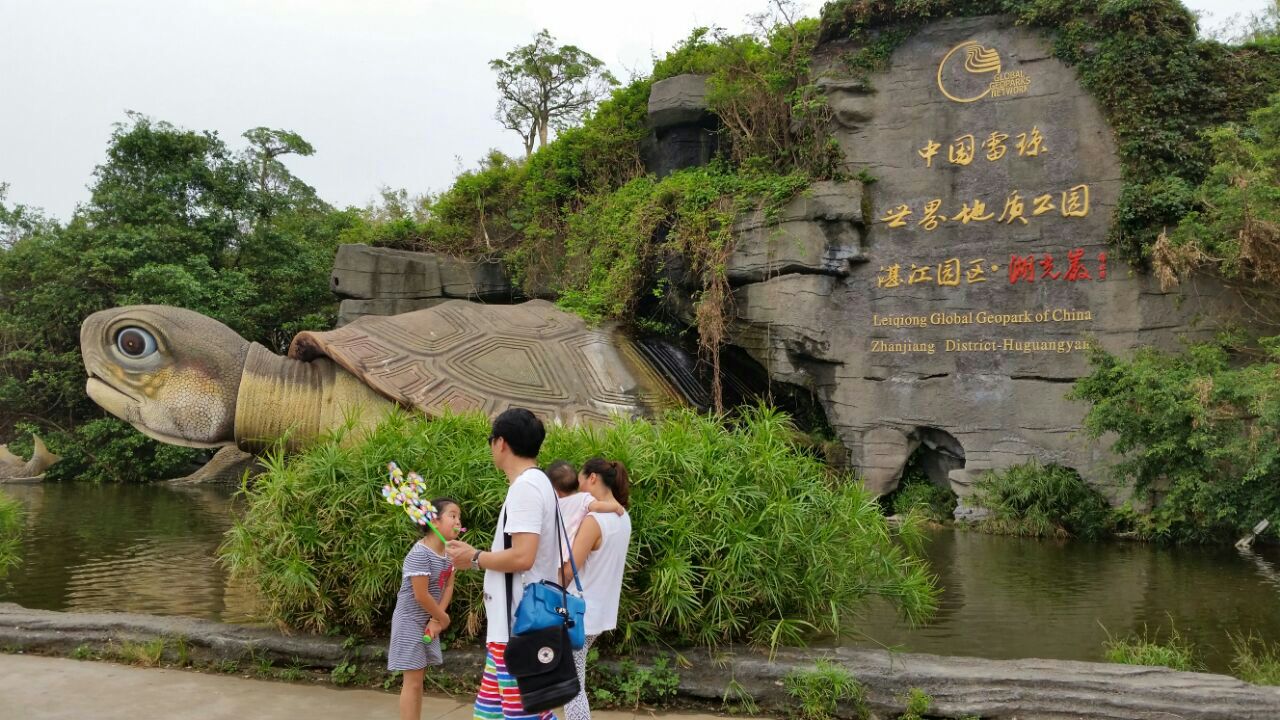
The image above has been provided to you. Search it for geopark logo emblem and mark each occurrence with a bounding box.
[936,40,1031,103]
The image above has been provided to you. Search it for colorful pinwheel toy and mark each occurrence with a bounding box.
[383,461,448,545]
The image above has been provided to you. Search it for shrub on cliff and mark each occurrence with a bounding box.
[971,462,1113,540]
[220,407,937,649]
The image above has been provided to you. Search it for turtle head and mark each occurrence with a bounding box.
[80,306,250,448]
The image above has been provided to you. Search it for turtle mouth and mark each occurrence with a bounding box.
[86,376,227,449]
[86,375,142,419]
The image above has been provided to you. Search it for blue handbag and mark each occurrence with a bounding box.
[505,491,587,649]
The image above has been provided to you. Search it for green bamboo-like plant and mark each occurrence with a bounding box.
[0,490,21,578]
[221,408,937,649]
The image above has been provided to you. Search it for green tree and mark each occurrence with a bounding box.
[0,184,54,250]
[491,29,618,157]
[1071,339,1280,543]
[0,113,353,480]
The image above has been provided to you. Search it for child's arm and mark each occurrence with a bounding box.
[440,571,456,613]
[563,515,601,583]
[410,575,450,628]
[588,498,625,516]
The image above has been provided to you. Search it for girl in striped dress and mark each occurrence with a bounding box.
[389,498,461,720]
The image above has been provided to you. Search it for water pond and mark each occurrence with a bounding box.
[2,483,1276,672]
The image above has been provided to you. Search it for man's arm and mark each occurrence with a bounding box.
[446,532,538,572]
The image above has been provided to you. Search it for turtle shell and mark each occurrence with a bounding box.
[287,299,684,426]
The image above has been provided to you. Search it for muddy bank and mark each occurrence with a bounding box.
[2,603,1277,720]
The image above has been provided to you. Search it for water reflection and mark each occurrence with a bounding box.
[0,483,256,623]
[848,529,1280,672]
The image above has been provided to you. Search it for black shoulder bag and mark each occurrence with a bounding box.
[500,487,580,713]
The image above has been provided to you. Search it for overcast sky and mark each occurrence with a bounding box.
[0,0,1271,220]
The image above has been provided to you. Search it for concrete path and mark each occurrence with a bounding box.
[0,653,723,720]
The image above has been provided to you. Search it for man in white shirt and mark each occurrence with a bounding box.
[446,408,560,720]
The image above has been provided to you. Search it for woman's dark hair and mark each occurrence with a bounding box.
[426,497,459,534]
[546,460,578,494]
[581,457,629,509]
[489,408,545,459]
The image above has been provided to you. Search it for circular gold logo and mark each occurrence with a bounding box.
[937,40,1003,103]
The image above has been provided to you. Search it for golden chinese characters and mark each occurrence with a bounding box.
[879,183,1091,230]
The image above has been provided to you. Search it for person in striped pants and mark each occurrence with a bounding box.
[448,409,562,720]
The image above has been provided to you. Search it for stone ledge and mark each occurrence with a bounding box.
[727,181,866,284]
[330,245,513,302]
[648,74,711,130]
[2,604,1277,719]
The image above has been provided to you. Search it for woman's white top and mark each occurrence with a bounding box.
[579,509,631,635]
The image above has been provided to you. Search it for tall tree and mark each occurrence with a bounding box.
[490,29,618,157]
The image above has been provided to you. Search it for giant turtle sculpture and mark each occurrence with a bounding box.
[80,300,696,451]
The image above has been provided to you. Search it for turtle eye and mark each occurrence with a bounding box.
[115,327,157,358]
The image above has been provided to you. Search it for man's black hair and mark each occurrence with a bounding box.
[489,408,545,459]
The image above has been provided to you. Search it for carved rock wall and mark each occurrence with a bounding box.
[716,16,1247,498]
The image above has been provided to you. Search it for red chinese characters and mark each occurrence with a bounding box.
[1008,250,1108,284]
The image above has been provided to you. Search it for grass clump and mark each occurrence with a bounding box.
[589,653,680,709]
[70,644,95,661]
[115,638,166,667]
[970,462,1113,541]
[221,407,937,650]
[0,490,21,578]
[1101,623,1201,672]
[784,659,868,720]
[330,659,360,686]
[277,661,309,682]
[1230,632,1280,685]
[898,687,932,720]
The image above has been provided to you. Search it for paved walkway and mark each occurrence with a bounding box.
[1,653,725,720]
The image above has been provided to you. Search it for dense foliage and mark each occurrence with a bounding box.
[1071,340,1280,543]
[971,462,1114,540]
[1156,91,1280,294]
[220,408,938,648]
[0,115,356,481]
